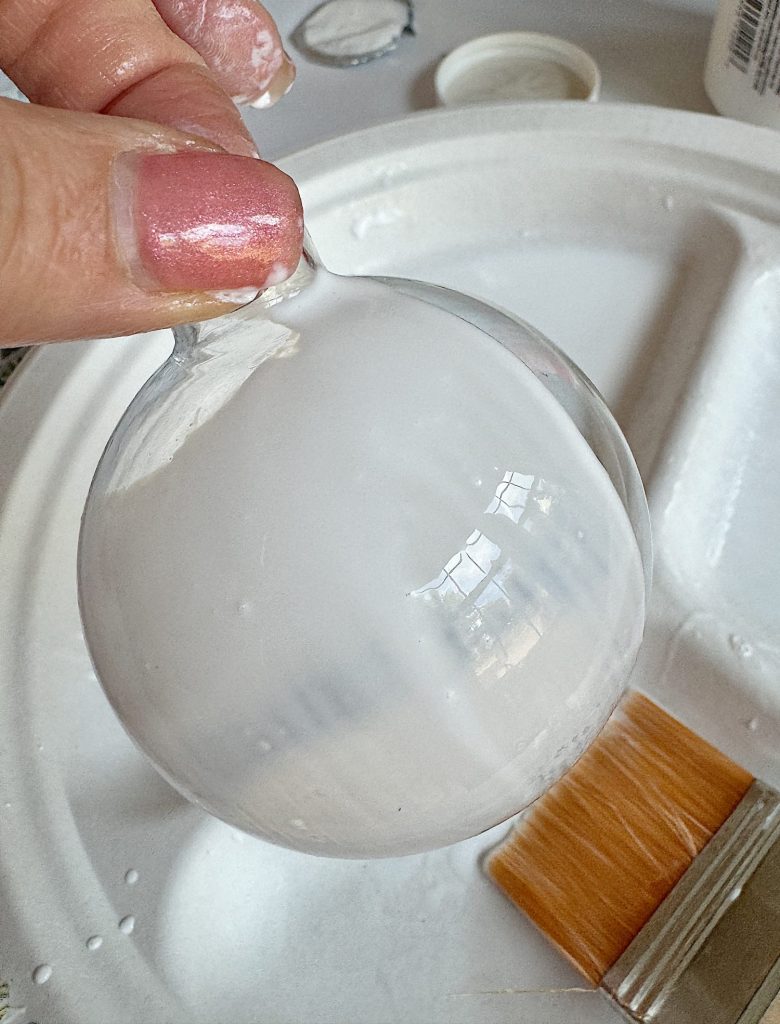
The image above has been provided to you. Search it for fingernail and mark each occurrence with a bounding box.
[245,53,296,109]
[207,286,261,305]
[166,115,259,159]
[115,152,303,293]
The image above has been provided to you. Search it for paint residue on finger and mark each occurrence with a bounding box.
[154,0,291,106]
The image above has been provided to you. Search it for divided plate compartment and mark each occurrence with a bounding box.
[0,104,778,1024]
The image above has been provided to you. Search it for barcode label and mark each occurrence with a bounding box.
[729,0,764,71]
[728,0,780,96]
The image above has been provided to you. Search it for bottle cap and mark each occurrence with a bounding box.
[435,32,600,106]
[293,0,414,67]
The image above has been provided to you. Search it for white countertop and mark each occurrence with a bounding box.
[252,0,719,160]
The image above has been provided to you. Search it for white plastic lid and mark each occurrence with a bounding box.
[435,32,601,107]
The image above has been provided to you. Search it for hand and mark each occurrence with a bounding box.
[0,0,304,345]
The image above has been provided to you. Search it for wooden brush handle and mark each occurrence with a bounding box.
[762,992,780,1024]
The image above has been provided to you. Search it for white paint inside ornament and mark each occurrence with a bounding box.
[80,272,645,860]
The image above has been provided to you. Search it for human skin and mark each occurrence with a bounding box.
[0,0,303,344]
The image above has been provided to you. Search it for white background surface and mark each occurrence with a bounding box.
[254,0,719,158]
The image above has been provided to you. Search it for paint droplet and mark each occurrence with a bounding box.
[576,530,585,540]
[237,600,253,617]
[118,915,135,935]
[124,868,139,885]
[258,739,272,752]
[663,194,674,211]
[745,717,759,732]
[32,964,52,985]
[86,935,103,951]
[290,818,306,830]
[729,634,754,659]
[350,207,404,240]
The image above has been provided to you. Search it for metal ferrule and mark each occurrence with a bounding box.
[603,780,780,1024]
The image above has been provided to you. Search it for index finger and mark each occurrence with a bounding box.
[0,0,256,154]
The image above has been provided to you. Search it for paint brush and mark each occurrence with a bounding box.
[485,691,780,1023]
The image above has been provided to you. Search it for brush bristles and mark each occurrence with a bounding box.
[486,691,753,984]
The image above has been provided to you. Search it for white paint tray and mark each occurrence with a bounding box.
[1,103,779,1024]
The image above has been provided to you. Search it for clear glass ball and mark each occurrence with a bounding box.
[79,254,651,858]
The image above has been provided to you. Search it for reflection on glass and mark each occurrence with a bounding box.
[409,469,565,682]
[485,470,535,523]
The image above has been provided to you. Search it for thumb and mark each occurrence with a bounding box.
[0,98,303,345]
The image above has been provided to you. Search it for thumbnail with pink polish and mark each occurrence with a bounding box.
[131,153,302,292]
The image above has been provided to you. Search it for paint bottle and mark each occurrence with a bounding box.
[705,0,780,128]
